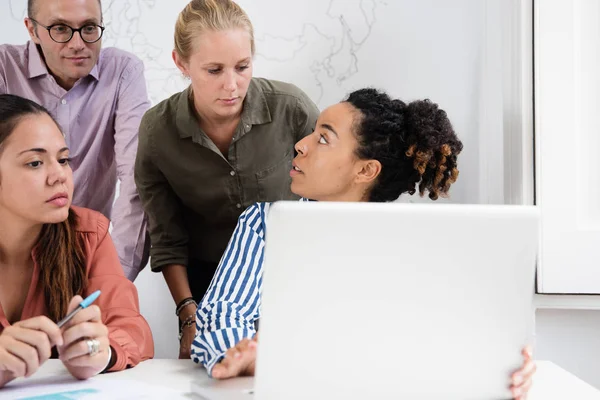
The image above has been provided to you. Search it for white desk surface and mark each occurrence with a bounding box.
[1,359,599,399]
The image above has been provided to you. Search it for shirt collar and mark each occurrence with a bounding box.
[176,78,272,142]
[176,86,200,140]
[26,40,99,81]
[27,41,48,79]
[88,62,99,81]
[240,78,272,127]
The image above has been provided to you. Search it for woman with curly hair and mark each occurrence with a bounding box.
[190,88,534,399]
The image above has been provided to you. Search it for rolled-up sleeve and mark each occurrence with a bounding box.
[134,115,189,271]
[85,213,154,371]
[191,202,268,375]
[111,58,151,281]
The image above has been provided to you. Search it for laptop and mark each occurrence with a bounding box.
[193,201,539,400]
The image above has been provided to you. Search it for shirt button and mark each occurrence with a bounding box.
[61,99,67,105]
[236,203,242,209]
[230,170,236,176]
[245,124,250,129]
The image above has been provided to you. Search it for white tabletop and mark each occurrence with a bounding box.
[1,359,599,399]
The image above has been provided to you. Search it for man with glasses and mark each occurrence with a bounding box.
[0,0,149,281]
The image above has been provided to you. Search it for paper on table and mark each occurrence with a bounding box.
[0,376,189,400]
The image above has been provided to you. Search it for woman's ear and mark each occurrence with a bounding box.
[172,50,189,77]
[355,159,382,185]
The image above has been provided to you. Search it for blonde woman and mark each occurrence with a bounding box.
[134,0,320,359]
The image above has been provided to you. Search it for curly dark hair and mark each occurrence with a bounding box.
[344,88,463,202]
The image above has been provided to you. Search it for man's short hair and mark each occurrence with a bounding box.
[27,0,103,19]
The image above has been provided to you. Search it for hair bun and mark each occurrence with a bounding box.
[344,88,462,202]
[403,99,463,200]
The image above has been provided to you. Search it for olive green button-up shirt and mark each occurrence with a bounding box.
[135,78,320,271]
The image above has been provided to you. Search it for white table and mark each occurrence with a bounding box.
[1,360,599,399]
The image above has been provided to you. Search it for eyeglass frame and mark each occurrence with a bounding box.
[29,18,105,44]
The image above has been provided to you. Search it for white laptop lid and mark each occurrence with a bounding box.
[254,201,539,400]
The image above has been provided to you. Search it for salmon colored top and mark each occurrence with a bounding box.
[0,206,154,372]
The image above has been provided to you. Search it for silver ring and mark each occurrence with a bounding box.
[86,338,100,356]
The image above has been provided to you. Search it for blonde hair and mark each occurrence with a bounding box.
[174,0,255,62]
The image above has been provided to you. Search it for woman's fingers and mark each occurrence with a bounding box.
[521,359,536,380]
[522,345,533,363]
[213,357,246,379]
[7,326,53,365]
[61,321,108,350]
[512,379,531,400]
[0,320,60,378]
[0,347,27,378]
[60,304,102,332]
[58,305,109,366]
[511,346,536,400]
[212,339,257,379]
[517,376,533,400]
[512,351,536,387]
[14,316,63,347]
[66,296,84,314]
[59,335,110,363]
[4,337,40,377]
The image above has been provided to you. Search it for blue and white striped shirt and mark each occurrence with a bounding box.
[191,198,310,374]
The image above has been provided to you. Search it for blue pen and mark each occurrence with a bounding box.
[57,290,101,328]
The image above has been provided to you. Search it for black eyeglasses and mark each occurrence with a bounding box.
[30,18,105,44]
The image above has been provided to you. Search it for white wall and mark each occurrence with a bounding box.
[134,267,179,359]
[536,309,600,389]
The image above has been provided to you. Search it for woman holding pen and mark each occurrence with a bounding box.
[0,95,154,389]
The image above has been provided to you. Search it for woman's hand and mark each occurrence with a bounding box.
[178,303,197,359]
[57,296,110,380]
[0,316,63,388]
[511,345,536,400]
[211,333,258,380]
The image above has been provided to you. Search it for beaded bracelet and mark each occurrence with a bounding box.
[178,314,195,341]
[175,297,197,317]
